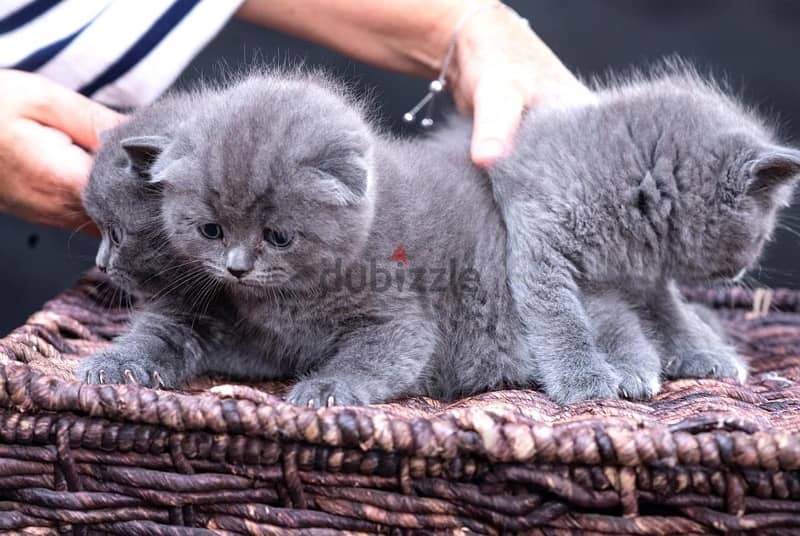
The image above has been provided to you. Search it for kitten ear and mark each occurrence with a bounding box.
[747,147,800,197]
[306,138,371,205]
[316,154,369,202]
[121,135,169,178]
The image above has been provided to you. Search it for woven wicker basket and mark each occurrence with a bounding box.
[0,270,798,534]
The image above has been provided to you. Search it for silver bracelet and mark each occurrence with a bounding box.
[403,1,529,128]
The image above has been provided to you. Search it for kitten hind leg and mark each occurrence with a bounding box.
[584,289,661,399]
[638,282,746,383]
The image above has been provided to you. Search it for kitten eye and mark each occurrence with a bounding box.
[264,228,293,248]
[108,225,123,246]
[198,223,224,240]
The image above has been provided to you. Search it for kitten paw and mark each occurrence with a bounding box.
[78,350,177,388]
[665,349,747,384]
[287,378,367,407]
[546,355,621,405]
[617,368,661,400]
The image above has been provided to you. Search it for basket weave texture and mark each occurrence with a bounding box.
[0,270,799,534]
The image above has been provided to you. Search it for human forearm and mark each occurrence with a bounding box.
[236,0,485,79]
[237,0,593,167]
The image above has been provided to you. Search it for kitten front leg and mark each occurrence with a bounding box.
[287,314,436,407]
[507,249,620,404]
[78,309,205,388]
[584,289,661,399]
[639,282,747,383]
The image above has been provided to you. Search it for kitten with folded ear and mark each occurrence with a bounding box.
[148,72,526,405]
[80,96,198,386]
[79,93,248,387]
[83,96,190,299]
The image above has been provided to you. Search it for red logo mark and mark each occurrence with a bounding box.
[391,244,408,266]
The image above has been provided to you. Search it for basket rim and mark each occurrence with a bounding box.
[1,359,799,473]
[0,275,799,473]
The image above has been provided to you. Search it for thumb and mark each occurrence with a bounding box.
[470,77,525,167]
[24,77,125,152]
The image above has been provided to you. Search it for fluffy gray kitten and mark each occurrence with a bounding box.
[79,67,799,407]
[80,92,256,387]
[83,95,190,298]
[479,66,800,403]
[130,72,530,405]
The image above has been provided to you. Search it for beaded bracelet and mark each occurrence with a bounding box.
[403,1,529,128]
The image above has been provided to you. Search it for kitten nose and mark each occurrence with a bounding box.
[226,247,254,279]
[227,267,250,279]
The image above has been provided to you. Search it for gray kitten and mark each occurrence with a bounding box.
[83,95,192,299]
[80,66,797,407]
[80,92,251,387]
[481,65,800,403]
[138,72,528,405]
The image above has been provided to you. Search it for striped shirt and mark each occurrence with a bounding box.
[0,0,245,108]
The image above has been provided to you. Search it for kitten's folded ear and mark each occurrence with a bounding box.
[121,135,170,178]
[315,155,369,204]
[747,146,800,197]
[306,137,372,206]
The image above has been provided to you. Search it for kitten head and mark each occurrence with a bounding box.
[84,132,169,296]
[156,73,375,296]
[604,66,800,282]
[709,139,800,280]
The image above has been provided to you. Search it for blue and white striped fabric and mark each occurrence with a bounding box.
[0,0,245,108]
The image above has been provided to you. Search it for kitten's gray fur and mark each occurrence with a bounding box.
[476,65,800,403]
[80,92,256,388]
[152,72,527,405]
[80,64,800,406]
[83,95,192,298]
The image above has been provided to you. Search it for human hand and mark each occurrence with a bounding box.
[0,69,124,231]
[447,4,596,166]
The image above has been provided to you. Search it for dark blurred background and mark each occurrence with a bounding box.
[2,0,799,334]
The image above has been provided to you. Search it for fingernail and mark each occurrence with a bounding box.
[474,138,505,163]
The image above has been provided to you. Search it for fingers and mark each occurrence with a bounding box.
[10,120,97,231]
[470,76,526,167]
[21,74,125,152]
[49,143,99,234]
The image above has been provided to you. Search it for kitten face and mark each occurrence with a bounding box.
[84,141,166,296]
[84,95,199,297]
[157,75,375,296]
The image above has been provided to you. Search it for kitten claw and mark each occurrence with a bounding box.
[326,395,336,407]
[151,370,165,389]
[98,370,107,384]
[123,369,138,384]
